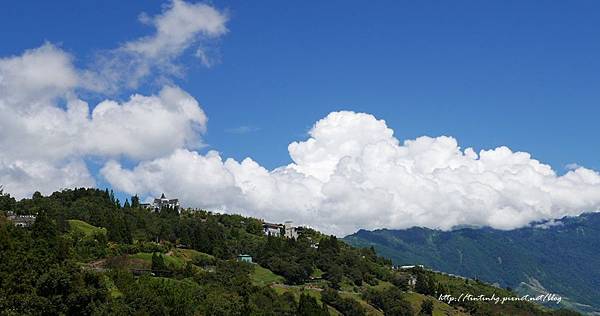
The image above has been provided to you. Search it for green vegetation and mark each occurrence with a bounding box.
[68,219,107,236]
[0,188,582,315]
[251,264,285,286]
[131,252,186,269]
[404,292,467,316]
[344,216,600,314]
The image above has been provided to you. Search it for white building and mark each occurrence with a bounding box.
[284,221,298,239]
[399,264,424,270]
[263,222,282,237]
[262,220,305,239]
[151,193,180,213]
[6,211,36,228]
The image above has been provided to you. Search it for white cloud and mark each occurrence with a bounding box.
[90,0,228,91]
[0,1,226,199]
[83,86,207,159]
[0,85,207,163]
[0,43,79,107]
[0,81,207,198]
[125,0,227,59]
[225,126,261,134]
[0,158,95,199]
[533,219,564,229]
[102,111,600,236]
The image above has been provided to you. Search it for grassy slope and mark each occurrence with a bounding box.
[364,280,467,315]
[68,219,107,236]
[171,248,212,261]
[130,252,186,269]
[251,265,285,286]
[271,285,343,315]
[404,292,468,316]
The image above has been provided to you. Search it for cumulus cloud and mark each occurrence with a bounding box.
[0,85,207,162]
[0,43,79,106]
[0,158,95,199]
[0,1,224,199]
[90,0,228,91]
[83,86,207,159]
[102,111,600,235]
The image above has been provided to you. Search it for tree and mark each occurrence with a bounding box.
[202,288,244,316]
[322,288,365,316]
[32,191,43,200]
[363,286,414,316]
[152,252,167,273]
[32,211,59,241]
[131,195,140,208]
[415,273,435,296]
[297,293,329,316]
[391,273,411,291]
[419,299,434,315]
[324,264,343,289]
[0,186,16,212]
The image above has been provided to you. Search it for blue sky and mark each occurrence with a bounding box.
[2,0,599,171]
[2,1,600,233]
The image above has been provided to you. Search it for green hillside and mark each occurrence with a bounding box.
[68,219,107,236]
[0,188,582,315]
[251,264,285,286]
[344,213,600,315]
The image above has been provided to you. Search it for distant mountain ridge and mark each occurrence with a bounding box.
[344,212,600,314]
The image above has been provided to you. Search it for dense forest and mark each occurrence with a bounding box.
[0,188,581,315]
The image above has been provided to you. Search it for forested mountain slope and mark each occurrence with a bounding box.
[344,213,600,314]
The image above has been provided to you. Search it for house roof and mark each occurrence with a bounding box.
[263,222,282,229]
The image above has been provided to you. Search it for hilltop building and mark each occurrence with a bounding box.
[6,211,36,228]
[263,222,282,237]
[284,221,299,239]
[141,193,180,213]
[262,220,304,240]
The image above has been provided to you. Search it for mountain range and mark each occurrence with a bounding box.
[344,212,600,314]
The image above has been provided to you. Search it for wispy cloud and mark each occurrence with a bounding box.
[225,126,261,134]
[86,0,229,93]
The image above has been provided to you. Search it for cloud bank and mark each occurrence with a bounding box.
[2,1,600,236]
[103,111,600,235]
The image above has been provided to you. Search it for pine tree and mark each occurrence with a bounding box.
[152,252,167,273]
[131,195,140,208]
